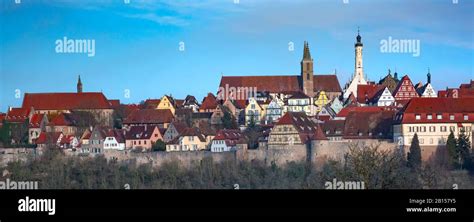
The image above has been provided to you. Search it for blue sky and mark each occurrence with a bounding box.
[1,0,473,112]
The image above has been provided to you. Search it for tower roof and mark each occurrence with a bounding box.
[302,41,312,60]
[355,27,363,47]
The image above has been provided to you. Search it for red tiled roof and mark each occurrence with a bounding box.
[219,74,341,94]
[343,111,396,139]
[60,135,76,145]
[200,93,218,110]
[49,113,76,126]
[108,99,120,108]
[5,107,31,123]
[357,84,385,104]
[106,129,126,143]
[22,92,111,110]
[214,129,245,146]
[438,88,474,98]
[459,80,474,89]
[276,112,327,142]
[125,125,159,140]
[143,99,161,109]
[29,113,45,128]
[322,120,345,137]
[181,127,206,142]
[35,132,63,144]
[336,106,393,118]
[398,98,474,124]
[124,109,174,124]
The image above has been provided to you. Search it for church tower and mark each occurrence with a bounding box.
[301,41,314,97]
[343,28,367,99]
[354,28,364,82]
[77,75,83,93]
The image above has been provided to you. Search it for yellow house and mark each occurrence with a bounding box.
[314,91,329,111]
[245,98,267,125]
[165,127,213,151]
[157,95,176,115]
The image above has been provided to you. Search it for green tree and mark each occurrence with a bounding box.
[0,120,11,146]
[221,109,237,129]
[407,133,422,170]
[446,130,457,168]
[152,140,166,152]
[456,128,472,170]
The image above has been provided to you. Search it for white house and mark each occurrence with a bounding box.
[374,87,395,106]
[265,97,283,123]
[210,129,244,152]
[103,129,126,151]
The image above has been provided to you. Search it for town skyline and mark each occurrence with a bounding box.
[1,0,473,112]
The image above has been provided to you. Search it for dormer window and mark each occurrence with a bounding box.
[437,114,442,120]
[450,114,455,120]
[427,114,432,120]
[464,114,468,121]
[415,114,421,120]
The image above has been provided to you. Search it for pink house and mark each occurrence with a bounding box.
[125,125,163,151]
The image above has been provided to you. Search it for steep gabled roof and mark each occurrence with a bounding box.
[125,125,159,140]
[276,112,327,142]
[200,93,218,110]
[29,113,45,128]
[35,132,63,144]
[357,84,385,104]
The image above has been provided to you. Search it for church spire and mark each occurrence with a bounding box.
[77,75,83,93]
[300,41,314,97]
[302,41,311,60]
[355,26,362,46]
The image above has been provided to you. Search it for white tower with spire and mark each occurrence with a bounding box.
[343,28,367,99]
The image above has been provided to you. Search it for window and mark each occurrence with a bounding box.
[464,115,469,121]
[429,126,435,132]
[450,126,455,132]
[437,114,442,120]
[144,141,147,145]
[415,114,421,120]
[450,114,454,120]
[427,114,432,120]
[441,126,447,132]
